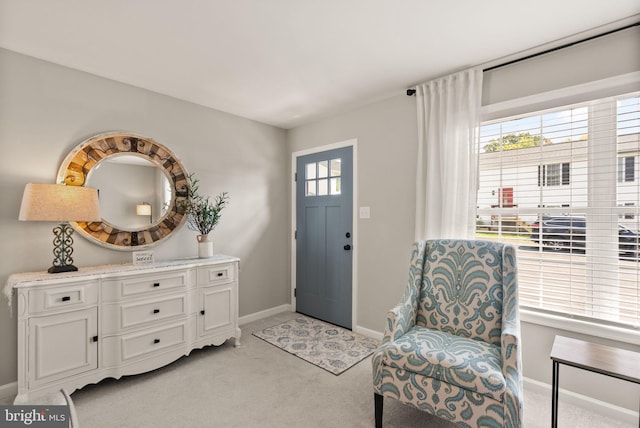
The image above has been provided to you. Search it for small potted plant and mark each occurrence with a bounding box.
[179,173,229,258]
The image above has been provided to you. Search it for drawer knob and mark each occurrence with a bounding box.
[153,339,160,344]
[153,309,160,314]
[92,336,99,343]
[217,272,224,277]
[200,310,205,315]
[153,282,160,287]
[61,296,71,302]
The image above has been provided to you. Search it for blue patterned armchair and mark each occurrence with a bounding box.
[372,240,523,427]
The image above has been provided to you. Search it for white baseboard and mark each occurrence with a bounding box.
[239,304,292,325]
[0,381,17,404]
[523,377,639,425]
[354,325,383,341]
[241,305,385,342]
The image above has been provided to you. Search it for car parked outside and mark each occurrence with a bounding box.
[529,215,640,258]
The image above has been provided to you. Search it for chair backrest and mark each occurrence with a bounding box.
[415,239,510,345]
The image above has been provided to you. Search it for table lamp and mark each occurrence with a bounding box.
[136,202,152,223]
[19,183,101,273]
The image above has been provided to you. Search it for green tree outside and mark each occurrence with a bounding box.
[483,132,548,153]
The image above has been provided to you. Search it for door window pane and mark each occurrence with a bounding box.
[330,159,341,177]
[318,161,328,178]
[318,179,328,196]
[306,163,316,180]
[305,181,316,196]
[330,177,341,195]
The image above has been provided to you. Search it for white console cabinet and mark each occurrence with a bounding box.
[6,256,240,403]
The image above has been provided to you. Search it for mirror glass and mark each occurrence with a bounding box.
[86,155,171,231]
[57,132,189,251]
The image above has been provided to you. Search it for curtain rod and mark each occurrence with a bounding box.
[483,21,639,72]
[406,21,639,96]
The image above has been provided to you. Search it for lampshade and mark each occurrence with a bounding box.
[19,183,101,222]
[136,203,152,216]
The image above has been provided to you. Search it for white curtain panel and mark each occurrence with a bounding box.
[415,68,483,240]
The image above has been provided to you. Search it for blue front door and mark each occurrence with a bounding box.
[296,146,353,329]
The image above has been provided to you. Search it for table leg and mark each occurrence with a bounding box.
[552,360,559,428]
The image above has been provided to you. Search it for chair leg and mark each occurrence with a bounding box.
[374,393,383,428]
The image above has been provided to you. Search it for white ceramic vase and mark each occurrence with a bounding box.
[197,234,213,258]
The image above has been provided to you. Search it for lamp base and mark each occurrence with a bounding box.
[49,222,78,274]
[48,265,78,274]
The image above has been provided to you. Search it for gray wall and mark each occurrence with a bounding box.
[286,28,640,412]
[483,25,640,118]
[0,48,289,387]
[287,94,418,334]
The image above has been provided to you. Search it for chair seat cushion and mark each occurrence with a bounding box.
[380,326,505,401]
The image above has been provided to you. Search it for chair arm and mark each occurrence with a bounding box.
[372,302,416,392]
[382,302,416,345]
[501,330,520,373]
[501,318,523,427]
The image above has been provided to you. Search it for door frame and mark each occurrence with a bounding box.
[291,138,358,329]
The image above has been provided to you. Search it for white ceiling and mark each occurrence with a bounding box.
[1,1,639,129]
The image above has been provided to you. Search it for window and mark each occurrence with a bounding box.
[618,156,636,182]
[477,93,640,328]
[621,202,635,220]
[538,163,570,186]
[305,158,342,196]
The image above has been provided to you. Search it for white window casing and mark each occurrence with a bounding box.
[477,85,640,343]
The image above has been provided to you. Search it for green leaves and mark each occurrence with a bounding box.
[483,132,548,153]
[179,173,229,235]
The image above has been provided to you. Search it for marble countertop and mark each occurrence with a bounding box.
[3,255,239,312]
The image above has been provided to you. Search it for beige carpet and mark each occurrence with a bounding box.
[69,312,635,428]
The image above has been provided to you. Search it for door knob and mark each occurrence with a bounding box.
[344,244,351,251]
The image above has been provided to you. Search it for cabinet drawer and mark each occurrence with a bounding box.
[110,321,188,363]
[28,282,98,314]
[102,270,190,301]
[102,294,188,334]
[197,263,235,286]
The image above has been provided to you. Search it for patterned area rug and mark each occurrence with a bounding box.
[253,315,379,375]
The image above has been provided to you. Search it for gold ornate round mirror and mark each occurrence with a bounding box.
[57,132,189,250]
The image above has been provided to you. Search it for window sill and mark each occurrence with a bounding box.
[520,308,640,346]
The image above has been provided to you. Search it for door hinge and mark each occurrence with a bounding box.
[294,172,297,182]
[294,288,296,297]
[92,336,99,343]
[294,230,297,240]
